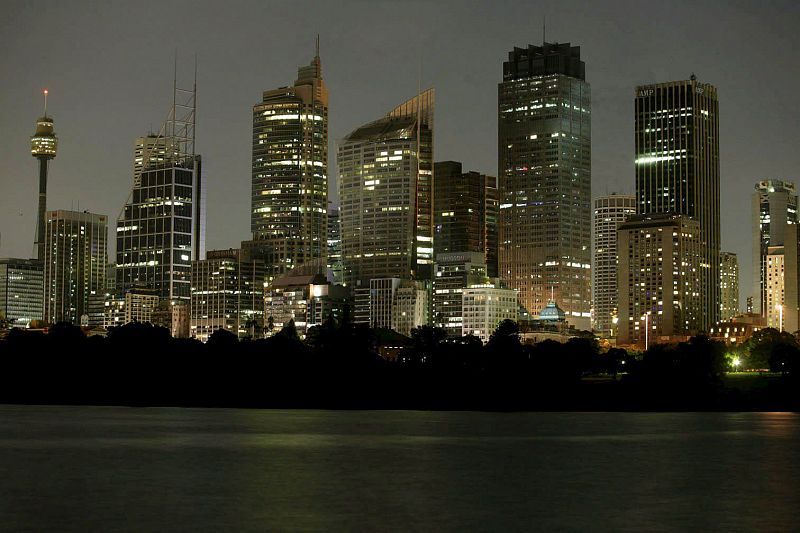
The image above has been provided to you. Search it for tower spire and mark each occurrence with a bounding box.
[315,34,320,59]
[543,15,546,44]
[43,89,48,116]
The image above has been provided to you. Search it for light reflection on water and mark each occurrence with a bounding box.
[0,407,797,532]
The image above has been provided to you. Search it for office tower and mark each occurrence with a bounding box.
[433,252,488,337]
[635,76,720,330]
[752,180,797,316]
[117,76,205,302]
[719,251,739,322]
[783,225,800,332]
[352,277,428,334]
[251,43,328,280]
[30,90,58,261]
[462,284,518,343]
[43,210,107,325]
[190,249,265,342]
[265,274,350,338]
[764,246,785,329]
[498,42,591,330]
[338,89,434,288]
[327,208,343,284]
[592,194,636,336]
[617,214,702,346]
[0,258,43,327]
[433,161,498,277]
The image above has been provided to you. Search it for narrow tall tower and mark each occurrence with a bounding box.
[30,90,58,260]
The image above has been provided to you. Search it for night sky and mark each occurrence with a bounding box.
[1,0,798,307]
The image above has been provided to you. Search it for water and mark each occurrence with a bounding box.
[0,407,798,532]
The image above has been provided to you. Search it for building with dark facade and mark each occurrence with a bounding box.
[251,43,328,281]
[0,258,43,328]
[433,252,488,337]
[634,76,720,331]
[433,161,498,277]
[498,42,591,330]
[719,251,740,322]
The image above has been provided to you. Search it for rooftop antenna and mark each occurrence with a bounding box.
[543,15,546,44]
[315,34,320,58]
[551,286,554,303]
[43,89,48,116]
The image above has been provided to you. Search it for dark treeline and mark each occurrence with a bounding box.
[0,319,798,410]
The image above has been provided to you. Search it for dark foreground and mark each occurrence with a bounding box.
[1,321,799,410]
[0,406,798,532]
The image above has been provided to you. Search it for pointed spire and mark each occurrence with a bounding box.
[543,15,546,44]
[315,34,320,59]
[43,89,48,116]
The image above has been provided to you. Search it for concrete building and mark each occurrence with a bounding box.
[43,210,107,325]
[250,44,328,280]
[461,284,518,343]
[752,180,797,316]
[352,277,428,335]
[338,89,434,288]
[498,42,592,330]
[433,252,488,337]
[719,251,739,322]
[617,214,702,346]
[765,246,785,330]
[264,273,350,338]
[190,249,265,342]
[592,194,636,337]
[433,161,498,277]
[635,76,720,331]
[0,258,43,328]
[327,208,343,284]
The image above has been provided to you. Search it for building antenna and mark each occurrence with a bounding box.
[43,89,48,116]
[543,15,546,44]
[315,34,320,58]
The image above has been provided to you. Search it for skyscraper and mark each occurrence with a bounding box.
[432,251,488,337]
[433,161,498,277]
[498,42,591,330]
[43,210,107,325]
[30,90,57,261]
[752,180,797,316]
[251,42,328,280]
[635,76,720,330]
[116,75,204,302]
[338,89,434,288]
[617,214,702,346]
[719,251,739,321]
[327,207,343,284]
[592,194,636,337]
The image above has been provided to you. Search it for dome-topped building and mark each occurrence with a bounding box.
[538,299,566,322]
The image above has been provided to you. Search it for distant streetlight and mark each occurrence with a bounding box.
[732,357,741,370]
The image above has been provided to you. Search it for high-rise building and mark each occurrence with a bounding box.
[433,161,498,277]
[719,251,739,322]
[251,43,328,279]
[498,42,591,330]
[338,89,434,288]
[0,258,43,328]
[592,194,636,337]
[616,214,702,346]
[433,252,488,337]
[765,246,785,330]
[117,77,205,302]
[327,208,343,284]
[190,249,266,342]
[752,180,797,316]
[635,76,720,330]
[30,90,57,261]
[43,210,107,325]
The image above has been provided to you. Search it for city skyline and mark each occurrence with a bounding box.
[1,1,799,309]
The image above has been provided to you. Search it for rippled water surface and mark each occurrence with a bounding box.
[0,406,798,531]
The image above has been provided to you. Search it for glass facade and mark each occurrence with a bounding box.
[498,43,591,329]
[251,51,328,277]
[0,258,43,327]
[635,78,720,330]
[338,89,434,288]
[116,157,205,301]
[719,251,739,322]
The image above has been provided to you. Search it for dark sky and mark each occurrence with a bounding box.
[1,0,798,307]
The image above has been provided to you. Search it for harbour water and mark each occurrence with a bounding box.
[0,406,798,531]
